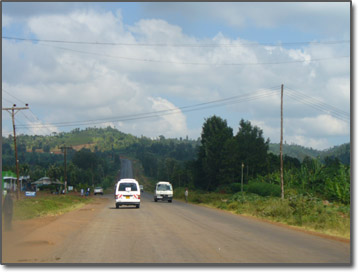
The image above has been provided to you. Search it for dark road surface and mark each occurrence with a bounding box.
[119,158,134,179]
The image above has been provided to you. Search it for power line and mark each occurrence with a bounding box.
[16,87,280,129]
[285,92,348,120]
[285,88,349,119]
[285,87,349,116]
[36,43,350,66]
[285,90,349,122]
[18,111,54,135]
[2,97,14,105]
[3,89,27,105]
[3,88,56,134]
[2,36,350,47]
[17,91,279,129]
[16,87,278,127]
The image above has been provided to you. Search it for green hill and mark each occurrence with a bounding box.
[3,126,350,166]
[269,143,350,164]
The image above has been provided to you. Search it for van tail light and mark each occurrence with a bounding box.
[134,194,140,199]
[116,194,122,199]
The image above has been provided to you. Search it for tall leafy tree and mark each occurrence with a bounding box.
[235,119,269,178]
[197,116,233,191]
[72,148,99,185]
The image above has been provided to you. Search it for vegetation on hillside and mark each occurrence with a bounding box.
[2,120,350,205]
[2,118,350,237]
[269,142,350,165]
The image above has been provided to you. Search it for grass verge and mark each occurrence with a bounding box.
[174,188,350,240]
[13,193,94,220]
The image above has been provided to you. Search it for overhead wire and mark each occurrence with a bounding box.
[35,43,349,66]
[285,87,349,116]
[285,87,349,118]
[2,36,350,47]
[2,89,28,105]
[17,90,279,129]
[16,87,280,129]
[12,87,270,127]
[2,88,54,134]
[18,111,54,135]
[2,97,14,105]
[284,88,349,122]
[3,36,349,66]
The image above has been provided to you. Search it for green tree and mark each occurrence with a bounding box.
[196,116,233,191]
[48,164,63,181]
[73,149,98,170]
[235,119,269,178]
[73,148,99,186]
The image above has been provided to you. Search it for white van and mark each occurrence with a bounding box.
[154,181,173,203]
[115,179,141,208]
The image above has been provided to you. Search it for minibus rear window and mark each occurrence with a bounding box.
[118,183,138,191]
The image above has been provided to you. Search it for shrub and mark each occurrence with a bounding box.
[227,202,240,211]
[191,194,205,203]
[247,182,281,197]
[230,183,241,193]
[261,199,293,219]
[215,185,231,194]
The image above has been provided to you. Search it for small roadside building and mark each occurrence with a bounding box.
[2,171,32,195]
[2,171,17,192]
[32,177,64,193]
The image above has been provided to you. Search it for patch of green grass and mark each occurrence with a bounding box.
[13,194,94,220]
[174,189,350,239]
[174,187,230,204]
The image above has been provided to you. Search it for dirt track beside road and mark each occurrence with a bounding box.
[2,197,108,263]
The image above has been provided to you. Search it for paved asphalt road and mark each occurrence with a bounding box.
[119,158,134,179]
[50,193,350,264]
[2,159,350,264]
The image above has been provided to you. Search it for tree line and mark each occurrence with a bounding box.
[2,144,121,190]
[2,121,350,203]
[131,116,350,204]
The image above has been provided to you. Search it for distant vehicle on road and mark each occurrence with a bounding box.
[115,179,141,209]
[154,181,173,203]
[94,187,104,195]
[139,185,144,192]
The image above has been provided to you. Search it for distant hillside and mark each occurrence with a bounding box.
[2,126,200,156]
[269,143,350,164]
[320,143,351,165]
[3,126,350,165]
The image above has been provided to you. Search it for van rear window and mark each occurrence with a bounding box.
[157,184,172,191]
[118,183,138,191]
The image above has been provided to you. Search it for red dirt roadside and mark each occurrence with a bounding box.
[1,197,108,263]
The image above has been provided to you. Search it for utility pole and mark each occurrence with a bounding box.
[60,145,73,194]
[241,162,244,197]
[3,104,29,200]
[280,84,284,200]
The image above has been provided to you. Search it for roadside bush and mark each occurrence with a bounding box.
[247,182,281,197]
[230,183,241,193]
[215,185,231,194]
[230,192,261,203]
[173,188,350,239]
[261,199,293,219]
[191,193,205,204]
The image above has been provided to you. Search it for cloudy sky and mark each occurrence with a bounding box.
[2,2,350,150]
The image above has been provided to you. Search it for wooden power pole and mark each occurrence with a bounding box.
[3,104,29,200]
[280,84,284,200]
[241,162,244,197]
[60,145,73,193]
